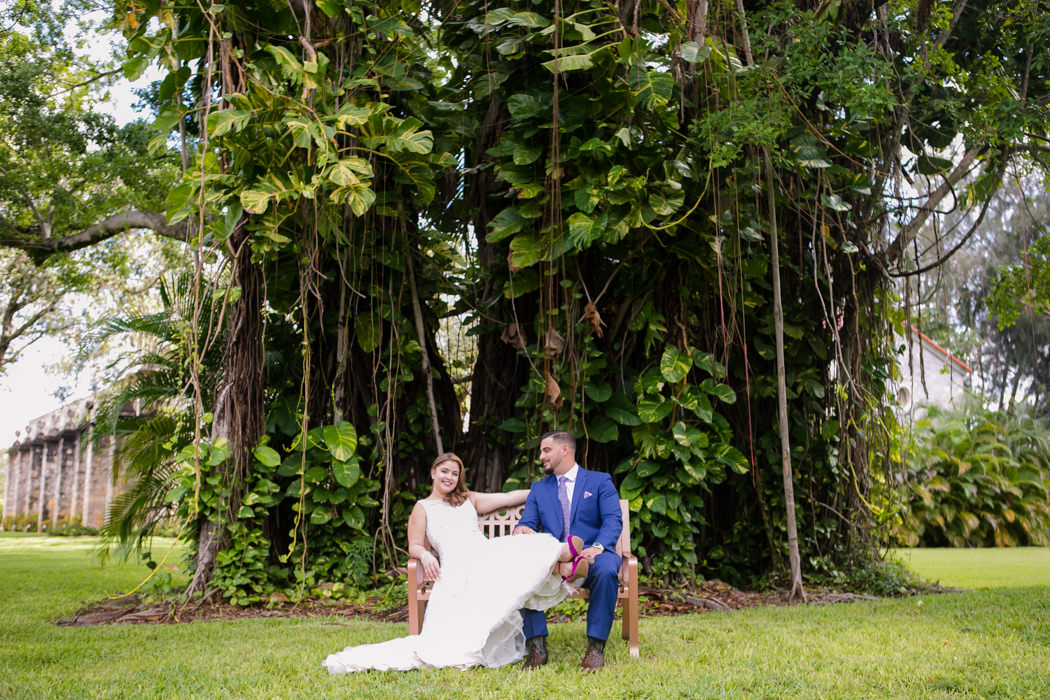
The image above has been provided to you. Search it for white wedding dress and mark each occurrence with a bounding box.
[323,498,569,673]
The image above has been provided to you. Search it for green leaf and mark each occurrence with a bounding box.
[821,193,852,212]
[791,134,832,168]
[637,396,672,423]
[542,54,595,73]
[310,509,332,525]
[672,421,707,449]
[266,45,304,79]
[585,382,613,403]
[628,64,674,110]
[660,346,693,383]
[277,456,302,477]
[499,416,527,433]
[254,445,281,468]
[207,109,251,137]
[323,422,358,461]
[700,378,737,404]
[165,182,197,224]
[327,157,373,186]
[333,103,373,128]
[714,444,749,474]
[508,234,542,269]
[512,142,543,165]
[335,182,377,217]
[648,189,685,216]
[680,41,711,64]
[636,461,662,478]
[605,393,642,426]
[507,94,547,120]
[918,154,954,175]
[355,313,382,353]
[331,459,361,488]
[487,207,529,243]
[207,438,229,466]
[343,506,365,529]
[503,269,539,299]
[587,415,619,443]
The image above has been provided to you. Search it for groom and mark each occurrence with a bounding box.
[513,430,623,671]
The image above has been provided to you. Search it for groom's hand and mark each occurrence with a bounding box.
[580,546,602,562]
[512,525,536,536]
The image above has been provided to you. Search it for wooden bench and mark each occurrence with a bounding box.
[406,498,640,657]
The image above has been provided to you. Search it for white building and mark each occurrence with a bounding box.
[895,324,972,418]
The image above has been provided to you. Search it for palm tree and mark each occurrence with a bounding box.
[85,273,225,560]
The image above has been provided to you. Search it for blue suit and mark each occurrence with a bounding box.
[518,465,622,641]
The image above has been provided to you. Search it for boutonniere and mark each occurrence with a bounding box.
[584,491,593,498]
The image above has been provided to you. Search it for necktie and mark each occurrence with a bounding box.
[557,475,571,541]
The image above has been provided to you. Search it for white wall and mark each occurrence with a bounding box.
[895,331,971,418]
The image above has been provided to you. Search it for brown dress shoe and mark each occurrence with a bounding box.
[522,636,548,670]
[580,636,605,671]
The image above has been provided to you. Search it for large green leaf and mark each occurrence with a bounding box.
[354,313,382,353]
[660,346,693,383]
[700,378,737,404]
[605,393,642,426]
[253,445,281,468]
[508,233,542,269]
[587,415,619,443]
[487,207,528,243]
[637,396,672,423]
[541,54,595,73]
[323,422,358,461]
[331,459,361,488]
[207,109,251,137]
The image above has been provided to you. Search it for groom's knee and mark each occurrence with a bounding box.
[588,553,620,588]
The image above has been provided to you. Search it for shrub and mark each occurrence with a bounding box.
[894,403,1050,547]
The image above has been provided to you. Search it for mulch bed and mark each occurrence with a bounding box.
[55,579,905,628]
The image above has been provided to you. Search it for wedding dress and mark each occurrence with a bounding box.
[323,497,568,673]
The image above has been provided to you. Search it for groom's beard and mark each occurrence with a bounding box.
[542,463,553,475]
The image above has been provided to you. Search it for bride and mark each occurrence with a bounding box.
[323,452,588,673]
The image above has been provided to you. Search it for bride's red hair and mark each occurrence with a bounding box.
[431,452,469,507]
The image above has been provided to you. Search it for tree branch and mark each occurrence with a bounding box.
[883,146,981,264]
[0,211,193,264]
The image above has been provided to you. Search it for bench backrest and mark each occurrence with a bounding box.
[478,499,632,558]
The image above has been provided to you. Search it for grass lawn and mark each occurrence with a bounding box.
[2,536,1049,699]
[895,547,1050,589]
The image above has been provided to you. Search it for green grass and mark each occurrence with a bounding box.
[2,537,1049,698]
[895,547,1050,589]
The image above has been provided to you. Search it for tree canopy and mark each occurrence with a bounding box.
[4,0,1050,595]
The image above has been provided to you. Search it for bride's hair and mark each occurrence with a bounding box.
[431,452,470,506]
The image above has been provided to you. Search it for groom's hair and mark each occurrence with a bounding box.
[541,430,576,453]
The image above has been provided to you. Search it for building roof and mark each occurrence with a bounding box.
[907,323,973,374]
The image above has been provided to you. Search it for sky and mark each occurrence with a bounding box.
[1,24,157,451]
[0,340,93,447]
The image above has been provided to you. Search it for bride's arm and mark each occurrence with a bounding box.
[407,502,440,580]
[470,489,529,515]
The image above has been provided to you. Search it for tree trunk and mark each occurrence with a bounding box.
[765,150,806,603]
[185,223,264,598]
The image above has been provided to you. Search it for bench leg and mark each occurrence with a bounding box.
[623,558,639,657]
[407,559,424,635]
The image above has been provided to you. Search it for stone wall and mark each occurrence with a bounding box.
[2,399,125,531]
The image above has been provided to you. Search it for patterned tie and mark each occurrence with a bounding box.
[557,475,571,541]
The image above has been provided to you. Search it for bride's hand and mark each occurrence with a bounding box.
[421,551,441,581]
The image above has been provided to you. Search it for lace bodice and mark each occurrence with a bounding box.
[419,498,486,561]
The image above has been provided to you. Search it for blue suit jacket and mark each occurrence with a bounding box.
[518,465,622,552]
